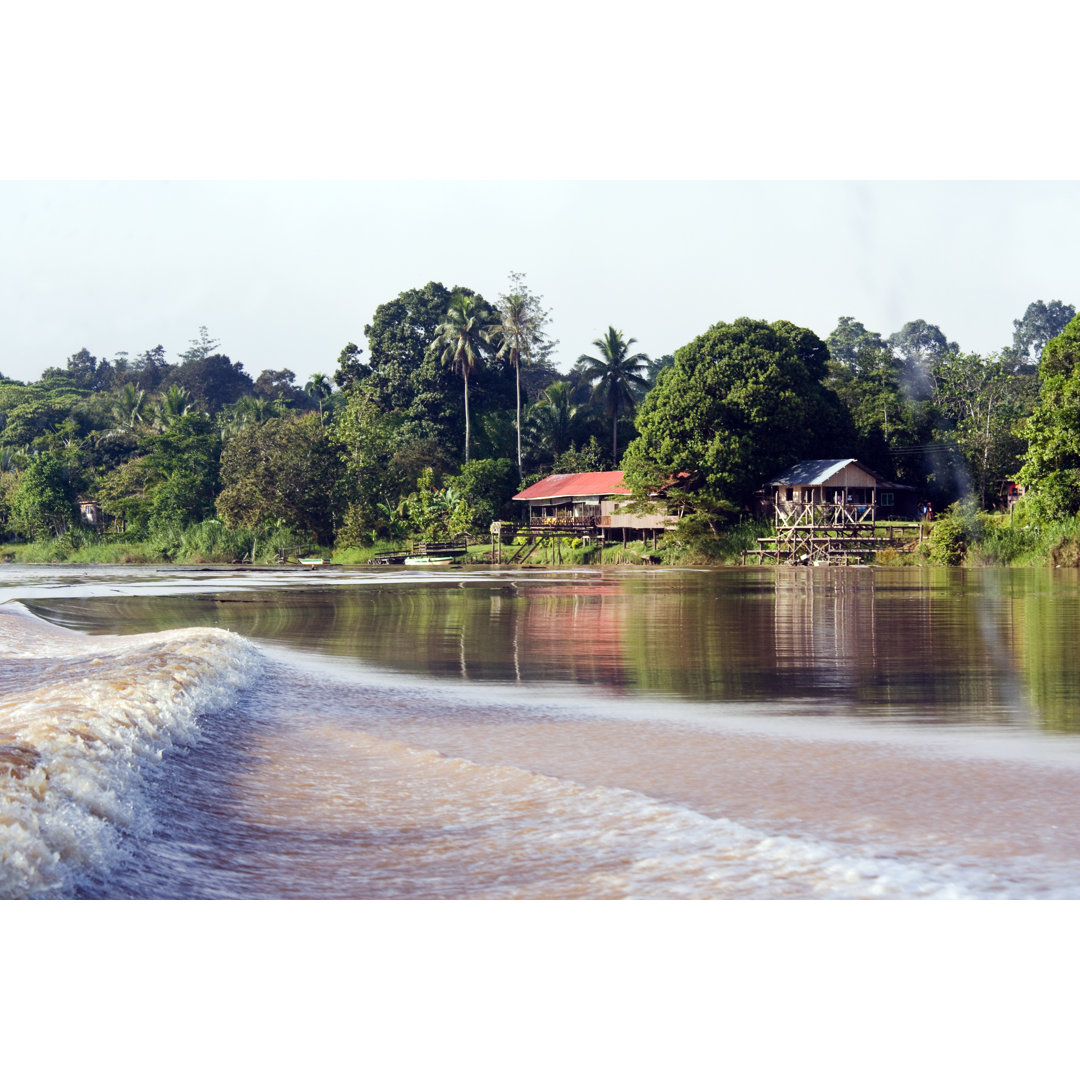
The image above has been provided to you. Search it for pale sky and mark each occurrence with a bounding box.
[2,180,1077,387]
[1,3,1078,391]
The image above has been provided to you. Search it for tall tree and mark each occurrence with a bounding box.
[305,372,333,422]
[525,380,585,464]
[825,316,913,470]
[153,384,193,430]
[931,352,1034,507]
[141,413,222,531]
[363,282,479,462]
[179,326,220,364]
[333,342,366,390]
[888,319,959,399]
[131,345,170,392]
[1017,313,1080,519]
[253,369,305,409]
[577,327,649,461]
[1008,300,1076,369]
[623,318,851,515]
[487,272,557,480]
[216,413,342,544]
[174,353,253,414]
[10,452,77,538]
[429,293,495,463]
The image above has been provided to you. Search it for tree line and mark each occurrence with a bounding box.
[0,278,1077,556]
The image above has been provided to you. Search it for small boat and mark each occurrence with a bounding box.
[403,556,454,566]
[297,557,327,567]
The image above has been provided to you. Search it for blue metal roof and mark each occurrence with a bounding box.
[767,458,882,487]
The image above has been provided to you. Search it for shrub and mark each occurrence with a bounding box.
[925,515,969,565]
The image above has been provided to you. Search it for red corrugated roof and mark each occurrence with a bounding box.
[513,471,631,501]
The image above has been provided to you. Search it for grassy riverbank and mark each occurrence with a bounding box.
[4,510,1080,568]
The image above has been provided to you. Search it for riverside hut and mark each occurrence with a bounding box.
[512,471,677,535]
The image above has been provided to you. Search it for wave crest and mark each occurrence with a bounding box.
[0,615,260,898]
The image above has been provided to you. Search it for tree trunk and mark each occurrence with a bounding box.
[515,360,522,480]
[464,371,471,463]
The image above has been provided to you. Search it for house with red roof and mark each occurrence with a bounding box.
[512,471,678,535]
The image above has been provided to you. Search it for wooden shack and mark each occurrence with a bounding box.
[747,458,921,564]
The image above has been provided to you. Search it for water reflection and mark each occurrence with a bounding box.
[22,566,1080,733]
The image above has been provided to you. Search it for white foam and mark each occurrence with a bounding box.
[0,610,260,898]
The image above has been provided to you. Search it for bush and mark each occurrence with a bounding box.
[665,513,764,564]
[925,515,969,565]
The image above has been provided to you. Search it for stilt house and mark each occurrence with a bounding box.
[745,458,921,564]
[512,471,677,536]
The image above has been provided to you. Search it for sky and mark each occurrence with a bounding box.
[2,4,1078,390]
[2,179,1078,387]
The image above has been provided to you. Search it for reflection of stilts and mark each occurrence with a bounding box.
[513,603,521,683]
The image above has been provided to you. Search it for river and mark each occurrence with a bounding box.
[3,563,1079,899]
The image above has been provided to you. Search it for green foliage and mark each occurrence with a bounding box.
[173,353,254,414]
[887,319,959,398]
[0,382,87,449]
[924,504,977,565]
[398,467,475,541]
[1008,300,1076,368]
[520,438,610,492]
[1016,313,1080,520]
[825,316,918,472]
[216,413,342,544]
[576,327,649,462]
[660,514,749,562]
[429,293,497,463]
[142,413,222,532]
[524,381,589,468]
[175,518,308,564]
[447,458,517,532]
[10,453,77,539]
[930,351,1034,508]
[623,318,850,515]
[364,281,507,466]
[488,272,558,478]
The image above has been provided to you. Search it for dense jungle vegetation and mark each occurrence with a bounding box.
[1,277,1078,568]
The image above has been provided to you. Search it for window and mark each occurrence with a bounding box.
[880,491,894,507]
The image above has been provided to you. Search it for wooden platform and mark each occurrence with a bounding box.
[745,503,923,565]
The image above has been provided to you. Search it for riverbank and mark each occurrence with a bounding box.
[4,507,1079,568]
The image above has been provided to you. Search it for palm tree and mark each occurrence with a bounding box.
[429,293,492,463]
[577,327,650,462]
[113,383,147,432]
[305,372,333,422]
[525,381,581,462]
[153,384,193,430]
[487,291,537,480]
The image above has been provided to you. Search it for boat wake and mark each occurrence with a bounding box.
[0,605,260,899]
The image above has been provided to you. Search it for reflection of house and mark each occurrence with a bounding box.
[512,471,677,534]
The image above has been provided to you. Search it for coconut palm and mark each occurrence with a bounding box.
[113,383,147,432]
[577,327,649,461]
[487,291,538,479]
[153,384,193,430]
[429,293,492,463]
[525,381,582,462]
[305,372,333,422]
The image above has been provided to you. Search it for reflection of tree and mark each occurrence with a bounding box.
[42,573,1080,734]
[1007,573,1080,732]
